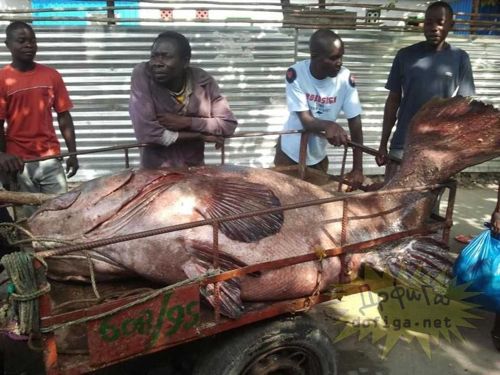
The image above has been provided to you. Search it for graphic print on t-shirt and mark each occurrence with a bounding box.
[280,60,362,165]
[305,93,337,115]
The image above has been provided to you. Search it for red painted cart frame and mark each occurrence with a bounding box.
[20,134,456,374]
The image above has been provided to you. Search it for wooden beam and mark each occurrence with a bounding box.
[0,190,56,205]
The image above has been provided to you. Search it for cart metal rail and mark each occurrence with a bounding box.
[4,132,456,374]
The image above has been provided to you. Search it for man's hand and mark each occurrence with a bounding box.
[66,155,79,178]
[325,123,349,146]
[202,135,225,150]
[492,211,500,235]
[344,169,364,192]
[376,146,388,166]
[157,113,190,131]
[0,152,24,173]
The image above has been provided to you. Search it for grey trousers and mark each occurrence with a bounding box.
[14,159,68,218]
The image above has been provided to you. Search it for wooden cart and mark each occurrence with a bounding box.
[0,137,457,374]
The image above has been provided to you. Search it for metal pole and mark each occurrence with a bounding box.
[298,132,309,180]
[124,148,130,169]
[106,0,116,25]
[442,181,457,243]
[337,145,348,192]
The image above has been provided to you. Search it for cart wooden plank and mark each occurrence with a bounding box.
[86,284,200,366]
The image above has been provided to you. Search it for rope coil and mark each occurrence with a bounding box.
[10,284,51,302]
[1,252,50,335]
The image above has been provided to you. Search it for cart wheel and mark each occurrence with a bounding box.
[192,314,337,375]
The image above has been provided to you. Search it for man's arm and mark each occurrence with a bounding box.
[57,111,79,178]
[129,64,179,147]
[492,184,500,235]
[376,90,401,166]
[0,119,24,173]
[457,51,475,97]
[0,119,5,153]
[284,65,348,146]
[347,114,363,173]
[158,78,237,137]
[296,110,348,147]
[175,132,224,149]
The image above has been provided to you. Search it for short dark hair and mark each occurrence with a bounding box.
[153,31,191,61]
[5,21,35,41]
[427,1,454,19]
[309,29,342,58]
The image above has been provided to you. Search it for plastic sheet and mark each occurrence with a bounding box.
[453,229,500,312]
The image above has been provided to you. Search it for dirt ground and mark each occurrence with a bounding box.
[309,180,500,375]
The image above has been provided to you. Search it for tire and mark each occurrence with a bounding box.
[192,314,337,375]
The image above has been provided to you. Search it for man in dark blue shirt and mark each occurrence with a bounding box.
[376,1,475,180]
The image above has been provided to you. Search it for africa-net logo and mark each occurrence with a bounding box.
[332,268,481,358]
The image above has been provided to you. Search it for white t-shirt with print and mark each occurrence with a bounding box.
[280,60,362,165]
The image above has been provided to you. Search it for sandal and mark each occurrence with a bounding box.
[454,234,474,244]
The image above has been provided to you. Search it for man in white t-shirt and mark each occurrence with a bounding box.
[274,29,364,189]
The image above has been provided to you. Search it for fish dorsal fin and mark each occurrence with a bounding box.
[196,177,284,243]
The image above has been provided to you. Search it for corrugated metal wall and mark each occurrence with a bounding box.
[0,25,498,180]
[297,29,500,174]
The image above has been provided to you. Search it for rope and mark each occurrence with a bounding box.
[51,288,154,314]
[10,284,51,302]
[0,222,103,302]
[40,270,219,334]
[0,224,212,336]
[84,251,101,301]
[0,222,70,250]
[304,246,325,310]
[0,252,50,335]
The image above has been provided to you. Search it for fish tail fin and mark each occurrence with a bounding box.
[361,237,455,292]
[183,242,248,319]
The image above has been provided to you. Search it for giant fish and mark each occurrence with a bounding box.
[28,97,500,317]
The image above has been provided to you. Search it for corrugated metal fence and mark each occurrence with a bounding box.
[0,25,498,180]
[297,28,500,174]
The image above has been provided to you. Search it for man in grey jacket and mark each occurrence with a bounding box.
[129,31,237,168]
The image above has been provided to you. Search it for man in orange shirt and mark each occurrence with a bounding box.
[0,21,78,217]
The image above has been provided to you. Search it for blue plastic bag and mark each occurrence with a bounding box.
[453,229,500,312]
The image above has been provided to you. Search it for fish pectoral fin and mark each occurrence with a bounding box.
[183,241,249,319]
[361,237,454,291]
[190,240,243,266]
[189,240,260,277]
[182,259,244,319]
[196,177,284,243]
[35,190,81,212]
